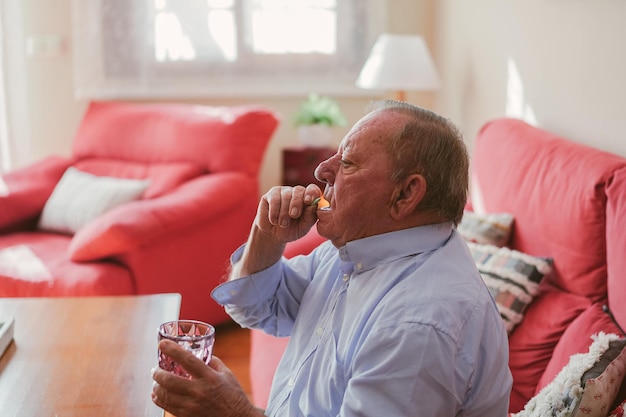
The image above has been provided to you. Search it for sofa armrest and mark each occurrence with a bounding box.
[68,172,258,262]
[0,157,71,232]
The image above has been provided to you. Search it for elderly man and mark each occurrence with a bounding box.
[152,100,512,417]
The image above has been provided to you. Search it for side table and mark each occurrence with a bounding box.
[282,147,335,187]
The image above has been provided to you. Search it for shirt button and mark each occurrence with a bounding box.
[356,262,363,270]
[316,327,323,335]
[342,274,349,282]
[288,378,295,387]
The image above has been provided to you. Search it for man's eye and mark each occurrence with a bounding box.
[340,159,351,167]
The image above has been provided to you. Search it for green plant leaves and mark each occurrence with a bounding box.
[293,93,347,127]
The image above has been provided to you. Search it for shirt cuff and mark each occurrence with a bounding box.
[211,244,283,307]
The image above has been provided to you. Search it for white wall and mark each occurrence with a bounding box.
[435,0,626,158]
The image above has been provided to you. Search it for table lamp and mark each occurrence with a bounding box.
[356,34,441,102]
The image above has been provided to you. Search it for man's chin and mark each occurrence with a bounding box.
[315,221,343,248]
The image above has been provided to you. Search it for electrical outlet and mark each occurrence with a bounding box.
[26,35,64,58]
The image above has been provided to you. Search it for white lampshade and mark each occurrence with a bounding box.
[356,34,441,96]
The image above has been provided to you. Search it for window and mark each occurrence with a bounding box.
[73,0,386,99]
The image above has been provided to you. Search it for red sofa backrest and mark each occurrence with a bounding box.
[69,101,280,199]
[72,101,280,177]
[472,118,626,300]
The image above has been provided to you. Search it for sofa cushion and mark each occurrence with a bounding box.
[39,167,150,234]
[607,167,626,329]
[71,101,280,178]
[536,303,625,393]
[458,210,514,247]
[0,244,51,282]
[0,232,134,296]
[609,400,626,417]
[508,286,592,413]
[467,242,551,334]
[512,333,626,417]
[73,158,206,199]
[472,118,626,300]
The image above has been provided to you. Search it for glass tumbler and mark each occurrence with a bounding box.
[158,320,215,378]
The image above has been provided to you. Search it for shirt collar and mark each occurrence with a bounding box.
[337,222,454,274]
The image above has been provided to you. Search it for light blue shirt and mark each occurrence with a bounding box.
[212,223,512,417]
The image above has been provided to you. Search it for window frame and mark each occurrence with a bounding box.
[72,0,387,99]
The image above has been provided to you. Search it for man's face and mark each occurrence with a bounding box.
[314,110,399,247]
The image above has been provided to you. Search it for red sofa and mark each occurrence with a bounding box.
[246,118,626,413]
[0,101,279,325]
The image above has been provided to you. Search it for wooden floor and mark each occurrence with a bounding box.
[212,321,253,399]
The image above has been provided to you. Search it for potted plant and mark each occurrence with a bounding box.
[293,93,347,147]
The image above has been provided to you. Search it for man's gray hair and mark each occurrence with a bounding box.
[367,100,469,226]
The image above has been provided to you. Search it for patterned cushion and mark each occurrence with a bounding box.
[512,333,626,417]
[467,242,552,334]
[458,210,514,247]
[577,339,626,416]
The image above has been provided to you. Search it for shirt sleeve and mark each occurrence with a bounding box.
[211,243,320,337]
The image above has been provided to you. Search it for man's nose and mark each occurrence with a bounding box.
[314,154,337,185]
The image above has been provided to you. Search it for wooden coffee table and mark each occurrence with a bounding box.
[0,294,181,417]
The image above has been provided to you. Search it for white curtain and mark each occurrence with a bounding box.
[0,0,30,174]
[72,0,386,99]
[0,1,10,172]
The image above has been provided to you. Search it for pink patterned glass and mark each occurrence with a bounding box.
[158,320,215,378]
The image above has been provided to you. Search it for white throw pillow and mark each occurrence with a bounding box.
[39,167,149,234]
[512,333,626,417]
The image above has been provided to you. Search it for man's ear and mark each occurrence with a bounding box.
[390,174,426,220]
